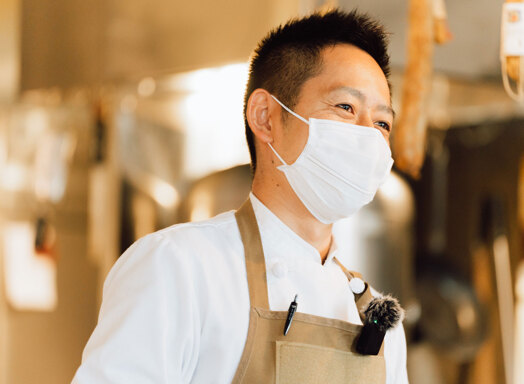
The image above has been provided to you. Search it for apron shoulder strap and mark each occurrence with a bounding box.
[333,257,374,321]
[236,198,375,318]
[235,198,270,310]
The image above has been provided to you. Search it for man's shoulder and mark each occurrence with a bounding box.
[154,210,239,246]
[131,209,242,265]
[105,210,241,290]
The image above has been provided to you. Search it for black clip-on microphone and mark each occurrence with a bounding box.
[356,295,404,355]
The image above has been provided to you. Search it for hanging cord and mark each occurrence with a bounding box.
[501,56,524,103]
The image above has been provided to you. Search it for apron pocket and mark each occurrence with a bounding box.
[275,341,386,384]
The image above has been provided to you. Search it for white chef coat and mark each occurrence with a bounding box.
[73,193,409,384]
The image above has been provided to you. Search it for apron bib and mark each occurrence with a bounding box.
[232,199,386,384]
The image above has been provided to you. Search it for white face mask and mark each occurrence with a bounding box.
[268,95,394,224]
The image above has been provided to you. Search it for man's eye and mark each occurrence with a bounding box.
[336,104,353,112]
[376,121,391,132]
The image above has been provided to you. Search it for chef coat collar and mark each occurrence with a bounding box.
[249,192,339,265]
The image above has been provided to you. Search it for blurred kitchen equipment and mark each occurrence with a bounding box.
[0,97,100,384]
[333,172,417,318]
[114,63,251,249]
[0,103,77,311]
[393,0,451,178]
[500,0,524,103]
[514,262,524,384]
[413,118,524,384]
[87,98,122,305]
[412,130,488,383]
[479,198,515,384]
[417,262,487,362]
[178,164,252,222]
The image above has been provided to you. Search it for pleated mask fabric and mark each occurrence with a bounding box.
[268,95,393,224]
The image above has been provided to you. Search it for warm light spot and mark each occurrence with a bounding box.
[150,176,179,209]
[0,162,27,191]
[189,189,214,222]
[3,221,57,311]
[138,77,156,97]
[379,173,405,202]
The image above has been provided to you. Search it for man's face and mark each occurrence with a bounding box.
[274,43,393,165]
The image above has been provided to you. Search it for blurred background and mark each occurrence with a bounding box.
[0,0,524,383]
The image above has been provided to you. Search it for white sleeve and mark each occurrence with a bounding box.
[384,322,409,384]
[72,233,200,384]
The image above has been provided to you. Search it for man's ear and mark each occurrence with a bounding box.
[246,89,274,144]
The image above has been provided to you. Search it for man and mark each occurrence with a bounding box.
[73,9,408,384]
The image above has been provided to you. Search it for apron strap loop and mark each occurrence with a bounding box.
[333,257,374,322]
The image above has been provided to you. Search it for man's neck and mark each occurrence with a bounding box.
[252,170,333,263]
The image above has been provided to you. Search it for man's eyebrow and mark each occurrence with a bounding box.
[331,86,396,118]
[376,104,396,119]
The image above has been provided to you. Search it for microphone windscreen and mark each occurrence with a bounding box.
[363,295,404,332]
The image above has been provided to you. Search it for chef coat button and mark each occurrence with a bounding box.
[349,277,365,294]
[271,261,287,278]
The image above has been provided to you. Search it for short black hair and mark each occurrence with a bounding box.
[243,9,390,172]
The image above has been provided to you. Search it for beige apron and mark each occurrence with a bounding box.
[232,199,386,384]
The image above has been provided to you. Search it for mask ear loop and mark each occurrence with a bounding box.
[267,142,288,166]
[270,95,310,125]
[267,95,310,166]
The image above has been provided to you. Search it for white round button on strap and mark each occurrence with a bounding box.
[271,261,288,278]
[349,277,365,294]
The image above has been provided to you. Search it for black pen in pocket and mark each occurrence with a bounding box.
[283,294,298,336]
